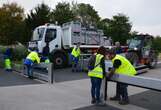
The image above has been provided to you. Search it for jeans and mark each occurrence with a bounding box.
[26,64,33,77]
[116,82,128,101]
[71,55,79,71]
[90,77,102,102]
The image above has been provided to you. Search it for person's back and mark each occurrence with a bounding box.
[112,54,136,76]
[24,50,40,79]
[27,51,40,63]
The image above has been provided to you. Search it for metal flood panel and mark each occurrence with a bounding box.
[23,63,53,84]
[110,74,161,91]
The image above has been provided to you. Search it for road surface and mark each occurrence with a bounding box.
[0,64,161,110]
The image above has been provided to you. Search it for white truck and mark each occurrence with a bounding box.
[28,21,112,68]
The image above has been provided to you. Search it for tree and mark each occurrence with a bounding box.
[52,2,74,25]
[152,36,161,52]
[107,13,132,44]
[25,3,51,42]
[25,3,51,30]
[72,3,100,27]
[0,3,25,45]
[97,18,110,36]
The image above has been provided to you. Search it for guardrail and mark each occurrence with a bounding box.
[23,63,54,84]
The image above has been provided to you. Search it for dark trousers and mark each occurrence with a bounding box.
[26,64,33,77]
[116,82,128,101]
[90,77,102,101]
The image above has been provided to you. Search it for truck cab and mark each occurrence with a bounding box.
[29,24,62,53]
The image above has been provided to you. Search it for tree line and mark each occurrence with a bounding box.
[0,2,161,51]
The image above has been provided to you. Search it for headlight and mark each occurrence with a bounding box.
[134,47,138,51]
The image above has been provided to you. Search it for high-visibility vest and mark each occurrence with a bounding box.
[71,47,80,58]
[27,51,40,63]
[5,58,11,69]
[112,55,136,76]
[88,54,104,79]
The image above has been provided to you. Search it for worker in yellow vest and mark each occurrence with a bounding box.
[71,42,81,72]
[88,46,107,105]
[24,48,40,79]
[106,48,136,105]
[4,47,12,71]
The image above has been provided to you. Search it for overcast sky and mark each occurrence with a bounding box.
[0,0,161,36]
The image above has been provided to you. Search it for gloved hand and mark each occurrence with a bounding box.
[106,75,111,80]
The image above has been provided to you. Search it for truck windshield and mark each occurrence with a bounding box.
[32,28,45,41]
[45,28,57,42]
[128,39,141,48]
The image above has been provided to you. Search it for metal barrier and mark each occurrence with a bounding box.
[23,63,54,84]
[101,74,161,101]
[109,74,161,91]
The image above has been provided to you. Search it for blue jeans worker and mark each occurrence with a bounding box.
[4,48,12,71]
[71,42,81,72]
[24,50,40,79]
[107,48,136,105]
[88,46,106,105]
[71,55,79,72]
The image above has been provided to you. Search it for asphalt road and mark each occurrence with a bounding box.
[0,63,161,110]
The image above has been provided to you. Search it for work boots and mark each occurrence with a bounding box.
[110,96,120,101]
[119,99,129,105]
[91,98,96,104]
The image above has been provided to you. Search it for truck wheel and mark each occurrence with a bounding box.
[53,53,67,68]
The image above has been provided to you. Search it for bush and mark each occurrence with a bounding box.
[0,45,28,62]
[0,45,7,53]
[12,45,28,61]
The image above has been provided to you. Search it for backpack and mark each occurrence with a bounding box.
[88,54,102,70]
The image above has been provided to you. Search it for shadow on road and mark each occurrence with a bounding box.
[130,90,161,110]
[74,104,122,110]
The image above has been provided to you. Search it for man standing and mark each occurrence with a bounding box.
[107,48,136,105]
[88,46,106,105]
[24,48,40,79]
[42,43,50,63]
[71,42,81,72]
[115,41,123,54]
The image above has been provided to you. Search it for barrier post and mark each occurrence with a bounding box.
[48,63,54,84]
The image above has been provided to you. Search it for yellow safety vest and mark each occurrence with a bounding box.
[88,54,104,79]
[27,51,40,63]
[71,47,80,57]
[112,55,136,76]
[5,58,11,69]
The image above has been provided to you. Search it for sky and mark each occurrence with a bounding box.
[0,0,161,36]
